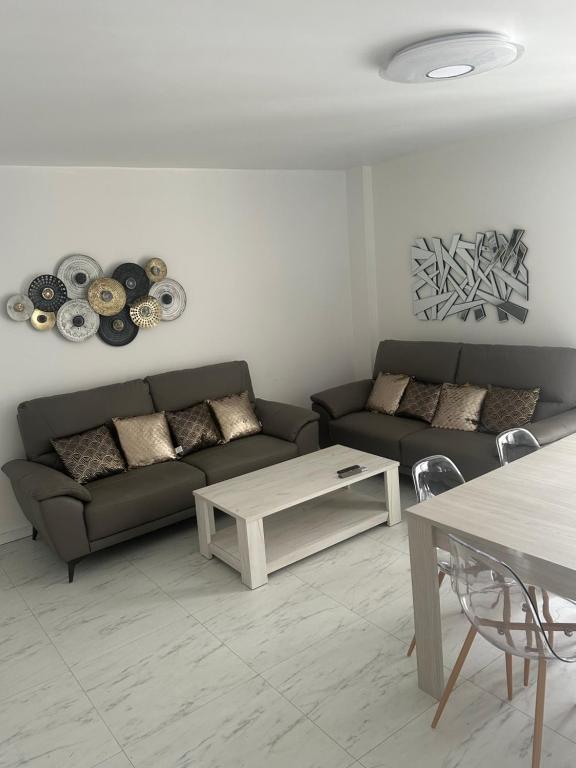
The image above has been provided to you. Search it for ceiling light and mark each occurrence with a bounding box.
[381,33,523,84]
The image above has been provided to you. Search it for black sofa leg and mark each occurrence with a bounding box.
[32,526,38,540]
[67,559,81,583]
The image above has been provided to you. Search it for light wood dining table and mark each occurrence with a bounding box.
[406,433,576,699]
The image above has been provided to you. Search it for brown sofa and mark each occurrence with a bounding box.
[3,361,319,581]
[311,340,576,480]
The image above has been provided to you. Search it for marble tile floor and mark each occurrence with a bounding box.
[2,475,576,767]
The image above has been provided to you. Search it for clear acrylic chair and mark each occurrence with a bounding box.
[407,456,465,657]
[432,534,576,768]
[497,427,540,466]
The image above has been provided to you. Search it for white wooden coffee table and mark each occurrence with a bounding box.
[193,444,400,589]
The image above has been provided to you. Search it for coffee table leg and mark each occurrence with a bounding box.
[196,498,215,558]
[237,518,268,589]
[384,468,401,526]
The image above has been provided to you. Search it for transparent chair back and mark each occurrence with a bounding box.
[496,427,540,466]
[412,455,465,503]
[449,534,576,663]
[412,455,465,573]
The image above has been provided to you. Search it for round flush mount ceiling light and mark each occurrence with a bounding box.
[381,33,523,84]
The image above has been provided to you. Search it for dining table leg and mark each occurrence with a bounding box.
[407,512,445,698]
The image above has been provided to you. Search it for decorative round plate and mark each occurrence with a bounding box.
[149,278,186,321]
[144,257,168,283]
[7,294,34,322]
[112,263,150,304]
[87,277,126,316]
[28,275,68,312]
[30,309,56,331]
[56,299,100,342]
[57,254,103,299]
[129,295,162,329]
[98,307,139,347]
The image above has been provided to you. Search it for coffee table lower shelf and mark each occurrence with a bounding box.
[209,488,388,583]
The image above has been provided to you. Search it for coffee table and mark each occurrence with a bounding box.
[193,444,400,589]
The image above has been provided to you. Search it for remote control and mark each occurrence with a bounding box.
[337,464,365,479]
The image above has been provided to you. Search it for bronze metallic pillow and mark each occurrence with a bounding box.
[208,391,262,443]
[397,380,442,424]
[366,372,411,416]
[481,386,540,434]
[432,383,487,432]
[113,412,176,469]
[165,402,222,455]
[51,425,125,484]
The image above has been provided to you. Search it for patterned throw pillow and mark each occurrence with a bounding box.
[165,403,222,455]
[432,384,488,432]
[113,412,176,469]
[366,373,411,416]
[481,386,540,434]
[208,391,262,443]
[52,425,126,484]
[397,380,442,423]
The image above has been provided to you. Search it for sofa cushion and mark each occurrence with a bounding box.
[85,461,205,541]
[373,340,462,384]
[329,412,429,461]
[401,428,499,481]
[185,434,297,484]
[366,373,410,415]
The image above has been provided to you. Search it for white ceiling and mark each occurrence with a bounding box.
[2,0,576,169]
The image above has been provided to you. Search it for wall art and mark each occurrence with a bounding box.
[411,229,528,323]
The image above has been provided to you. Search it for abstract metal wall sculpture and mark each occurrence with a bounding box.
[411,229,528,323]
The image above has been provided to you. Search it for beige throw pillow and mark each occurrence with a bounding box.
[208,391,262,443]
[432,384,487,432]
[113,412,176,468]
[366,373,411,416]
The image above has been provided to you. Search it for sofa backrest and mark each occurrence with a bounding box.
[146,360,254,412]
[373,340,461,384]
[455,343,576,420]
[18,379,154,466]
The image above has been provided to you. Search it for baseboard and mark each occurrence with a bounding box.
[0,525,31,546]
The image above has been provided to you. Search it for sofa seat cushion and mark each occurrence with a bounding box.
[329,412,429,461]
[85,462,206,541]
[185,434,298,484]
[401,428,499,481]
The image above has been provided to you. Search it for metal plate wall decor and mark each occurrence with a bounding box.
[7,294,34,322]
[57,254,103,299]
[144,257,168,283]
[57,299,100,342]
[98,307,139,346]
[411,229,529,323]
[28,274,68,312]
[149,278,186,321]
[87,277,126,316]
[31,309,56,330]
[129,295,162,328]
[112,263,150,304]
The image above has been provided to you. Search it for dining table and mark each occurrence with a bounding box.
[406,433,576,698]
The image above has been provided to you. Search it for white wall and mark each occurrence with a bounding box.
[369,118,576,347]
[0,166,354,542]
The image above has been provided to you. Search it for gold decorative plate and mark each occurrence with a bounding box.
[87,277,126,316]
[30,309,56,330]
[144,257,167,283]
[129,295,162,329]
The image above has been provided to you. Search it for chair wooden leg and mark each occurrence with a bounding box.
[524,658,531,687]
[432,625,477,729]
[506,653,513,701]
[408,569,445,657]
[532,658,547,768]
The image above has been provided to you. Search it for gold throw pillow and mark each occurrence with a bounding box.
[113,412,176,469]
[208,391,262,443]
[432,384,487,432]
[366,372,411,415]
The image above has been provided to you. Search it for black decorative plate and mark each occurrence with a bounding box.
[28,274,68,312]
[112,263,150,304]
[98,307,139,346]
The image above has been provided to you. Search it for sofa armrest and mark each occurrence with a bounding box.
[255,399,319,443]
[2,459,92,503]
[529,408,576,446]
[310,379,372,420]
